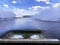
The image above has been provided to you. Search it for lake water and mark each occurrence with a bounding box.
[0,18,60,39]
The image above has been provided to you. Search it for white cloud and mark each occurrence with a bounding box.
[13,8,39,17]
[53,3,60,8]
[36,0,49,2]
[30,6,50,10]
[46,2,50,4]
[12,1,17,4]
[3,4,9,8]
[13,6,50,17]
[32,6,43,10]
[36,0,50,4]
[33,4,60,21]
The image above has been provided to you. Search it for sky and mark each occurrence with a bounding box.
[0,0,60,17]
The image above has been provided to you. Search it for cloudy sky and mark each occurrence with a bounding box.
[0,0,60,17]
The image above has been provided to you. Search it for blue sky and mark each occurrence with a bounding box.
[0,0,60,17]
[0,0,58,9]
